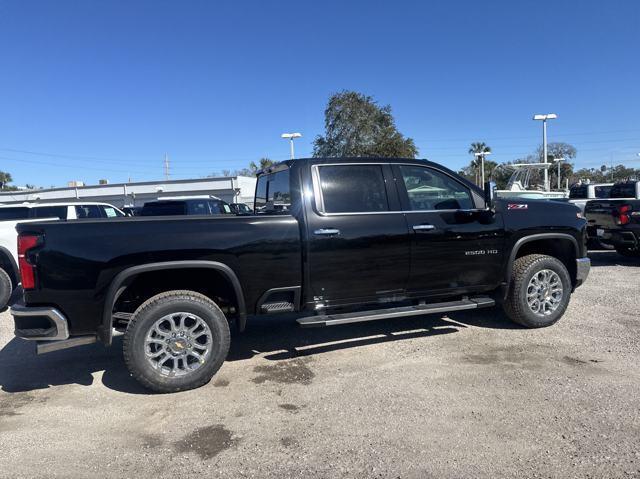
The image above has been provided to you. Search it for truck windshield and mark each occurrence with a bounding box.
[610,183,636,199]
[255,168,291,214]
[0,207,30,220]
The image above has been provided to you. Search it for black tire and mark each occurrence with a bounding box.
[615,246,640,258]
[0,268,13,310]
[123,290,231,393]
[503,254,572,328]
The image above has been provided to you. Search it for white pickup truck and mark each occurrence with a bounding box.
[0,202,126,308]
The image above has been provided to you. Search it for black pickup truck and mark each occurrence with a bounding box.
[11,158,590,392]
[585,180,640,257]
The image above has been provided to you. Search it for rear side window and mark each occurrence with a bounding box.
[75,205,104,218]
[0,207,29,220]
[317,165,388,213]
[32,206,67,219]
[141,202,187,216]
[255,169,291,214]
[594,185,612,199]
[569,185,588,199]
[398,165,473,210]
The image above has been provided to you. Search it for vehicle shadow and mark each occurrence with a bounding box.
[589,250,640,267]
[0,308,517,395]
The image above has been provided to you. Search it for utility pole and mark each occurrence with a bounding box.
[474,151,492,186]
[533,113,557,192]
[164,153,170,180]
[553,157,565,190]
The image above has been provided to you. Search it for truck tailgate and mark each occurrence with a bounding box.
[585,200,624,229]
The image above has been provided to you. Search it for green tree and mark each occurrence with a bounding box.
[249,157,276,176]
[0,171,13,189]
[467,142,492,185]
[313,91,418,158]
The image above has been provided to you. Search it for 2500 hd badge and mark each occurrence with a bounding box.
[465,249,499,255]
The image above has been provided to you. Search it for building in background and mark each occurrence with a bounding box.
[0,175,257,208]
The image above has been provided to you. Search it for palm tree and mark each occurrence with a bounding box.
[0,171,13,190]
[468,142,491,185]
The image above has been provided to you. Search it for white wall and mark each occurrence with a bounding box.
[0,176,257,208]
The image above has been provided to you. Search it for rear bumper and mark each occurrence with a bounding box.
[575,257,591,288]
[10,303,96,354]
[11,303,69,340]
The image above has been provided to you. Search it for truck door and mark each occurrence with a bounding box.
[304,163,410,307]
[391,164,504,296]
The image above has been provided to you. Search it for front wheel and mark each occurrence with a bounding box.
[123,290,231,393]
[503,254,572,328]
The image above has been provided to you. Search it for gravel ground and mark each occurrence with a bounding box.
[0,250,639,478]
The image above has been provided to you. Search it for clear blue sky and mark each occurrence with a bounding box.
[0,0,638,187]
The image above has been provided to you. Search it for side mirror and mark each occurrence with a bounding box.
[484,181,496,210]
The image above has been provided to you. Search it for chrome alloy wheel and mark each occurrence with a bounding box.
[526,269,564,317]
[144,312,213,377]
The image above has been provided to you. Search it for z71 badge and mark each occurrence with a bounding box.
[507,203,528,210]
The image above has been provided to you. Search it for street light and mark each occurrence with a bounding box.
[474,151,492,186]
[281,132,302,159]
[553,157,565,190]
[533,113,558,192]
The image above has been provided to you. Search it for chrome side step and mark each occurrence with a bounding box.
[297,297,495,328]
[36,336,97,355]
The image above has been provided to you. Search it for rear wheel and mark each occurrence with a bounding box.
[123,290,230,393]
[503,254,572,328]
[0,268,13,310]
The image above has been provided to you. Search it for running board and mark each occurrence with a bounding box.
[297,297,495,328]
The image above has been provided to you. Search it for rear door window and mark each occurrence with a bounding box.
[316,165,389,213]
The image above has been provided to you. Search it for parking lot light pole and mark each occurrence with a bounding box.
[533,113,558,192]
[281,132,302,160]
[474,151,491,186]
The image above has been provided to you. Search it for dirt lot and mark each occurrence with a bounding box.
[0,251,639,478]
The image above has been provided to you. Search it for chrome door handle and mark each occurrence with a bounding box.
[314,228,341,236]
[413,224,436,231]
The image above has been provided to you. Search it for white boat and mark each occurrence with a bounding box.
[495,163,568,199]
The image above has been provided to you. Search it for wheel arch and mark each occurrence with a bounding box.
[503,233,578,300]
[100,261,247,345]
[0,246,19,287]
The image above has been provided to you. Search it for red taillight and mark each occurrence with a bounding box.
[617,204,631,226]
[17,234,40,290]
